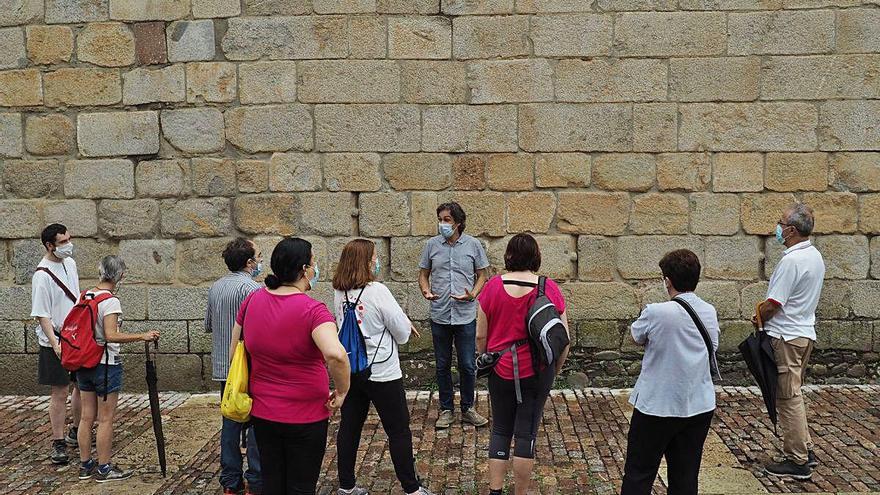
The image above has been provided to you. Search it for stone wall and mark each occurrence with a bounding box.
[1,0,879,393]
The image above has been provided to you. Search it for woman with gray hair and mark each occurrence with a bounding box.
[76,255,160,483]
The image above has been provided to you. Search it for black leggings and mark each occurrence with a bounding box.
[251,416,328,495]
[487,370,554,460]
[336,378,420,493]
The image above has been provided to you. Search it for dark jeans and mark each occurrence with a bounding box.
[487,370,554,460]
[252,416,328,495]
[220,380,262,492]
[431,319,477,412]
[337,378,420,493]
[621,408,715,495]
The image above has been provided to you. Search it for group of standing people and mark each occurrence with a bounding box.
[31,198,826,495]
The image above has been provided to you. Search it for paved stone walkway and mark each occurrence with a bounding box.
[1,386,878,495]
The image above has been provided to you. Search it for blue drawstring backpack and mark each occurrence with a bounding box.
[339,288,371,381]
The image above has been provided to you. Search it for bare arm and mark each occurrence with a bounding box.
[312,322,350,409]
[37,317,59,348]
[103,314,159,343]
[476,305,488,353]
[752,299,783,329]
[228,323,242,365]
[472,268,488,298]
[555,311,571,376]
[419,268,439,300]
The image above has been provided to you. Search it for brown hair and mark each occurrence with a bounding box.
[658,249,701,292]
[332,239,376,291]
[504,233,541,272]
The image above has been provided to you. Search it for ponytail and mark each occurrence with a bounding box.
[265,274,281,290]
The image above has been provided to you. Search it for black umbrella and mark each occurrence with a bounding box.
[145,341,167,477]
[738,311,779,436]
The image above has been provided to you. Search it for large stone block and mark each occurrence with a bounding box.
[147,286,209,320]
[0,200,40,238]
[24,113,74,156]
[803,192,858,234]
[452,15,529,59]
[555,58,666,102]
[268,153,322,192]
[109,0,191,20]
[299,60,400,103]
[557,192,629,235]
[316,104,420,152]
[186,62,236,103]
[0,69,42,106]
[535,153,589,188]
[519,103,631,152]
[411,191,439,235]
[423,105,517,152]
[851,281,880,318]
[695,281,741,320]
[323,153,381,192]
[452,154,486,190]
[577,236,615,281]
[819,100,880,151]
[161,108,225,154]
[233,194,297,235]
[656,153,710,192]
[614,12,725,56]
[77,111,159,157]
[222,15,348,60]
[132,21,167,64]
[160,197,230,237]
[0,26,26,70]
[136,159,189,198]
[225,105,312,154]
[712,153,763,192]
[349,15,386,58]
[176,237,231,284]
[814,235,869,280]
[11,240,45,286]
[388,16,451,59]
[438,191,506,237]
[98,199,160,238]
[236,159,268,193]
[25,25,72,65]
[468,59,553,103]
[400,61,467,104]
[44,199,98,237]
[0,321,26,353]
[632,103,677,152]
[384,153,451,191]
[506,192,556,234]
[690,193,740,236]
[0,0,42,27]
[118,239,176,283]
[442,0,511,13]
[593,153,655,192]
[379,0,438,13]
[679,103,817,152]
[77,22,134,67]
[629,193,689,235]
[740,193,797,235]
[191,158,236,196]
[238,61,297,104]
[830,153,880,192]
[489,234,574,279]
[703,236,762,280]
[2,159,60,198]
[815,321,873,352]
[561,282,640,320]
[44,68,120,107]
[860,194,880,234]
[122,65,185,105]
[728,10,834,55]
[531,14,612,57]
[166,20,215,62]
[669,57,760,102]
[616,235,703,279]
[359,192,410,237]
[390,236,429,282]
[65,159,134,199]
[243,0,310,14]
[485,153,533,191]
[765,153,828,192]
[0,112,22,157]
[575,321,622,351]
[299,192,355,236]
[837,8,880,54]
[762,55,880,100]
[192,0,240,17]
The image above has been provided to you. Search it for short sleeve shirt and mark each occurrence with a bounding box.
[85,289,123,365]
[31,258,80,347]
[764,240,825,342]
[418,234,490,325]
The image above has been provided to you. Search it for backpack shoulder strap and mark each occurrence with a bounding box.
[672,297,721,380]
[537,276,547,298]
[35,267,77,303]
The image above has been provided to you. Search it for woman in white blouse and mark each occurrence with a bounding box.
[332,239,434,495]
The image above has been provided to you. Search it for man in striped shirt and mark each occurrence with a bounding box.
[206,238,263,495]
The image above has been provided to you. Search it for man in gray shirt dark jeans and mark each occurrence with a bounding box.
[419,202,490,429]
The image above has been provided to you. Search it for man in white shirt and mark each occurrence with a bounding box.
[754,204,825,480]
[31,223,82,465]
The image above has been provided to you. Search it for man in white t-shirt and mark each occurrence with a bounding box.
[753,204,825,481]
[31,223,81,465]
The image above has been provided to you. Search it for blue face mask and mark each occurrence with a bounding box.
[372,258,381,277]
[438,222,455,239]
[308,263,320,289]
[775,224,787,245]
[251,261,263,278]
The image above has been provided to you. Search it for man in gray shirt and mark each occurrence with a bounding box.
[419,202,490,429]
[206,238,262,495]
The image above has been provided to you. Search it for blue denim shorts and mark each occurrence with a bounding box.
[77,364,123,397]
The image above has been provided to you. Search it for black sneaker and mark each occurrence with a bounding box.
[50,440,69,465]
[94,464,132,483]
[65,427,78,447]
[807,450,818,468]
[765,459,812,480]
[79,460,97,480]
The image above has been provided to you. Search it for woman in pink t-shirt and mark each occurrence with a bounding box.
[229,237,350,495]
[476,234,570,495]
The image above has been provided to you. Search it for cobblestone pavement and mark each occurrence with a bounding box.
[1,386,877,495]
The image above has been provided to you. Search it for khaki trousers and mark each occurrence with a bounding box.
[770,336,814,465]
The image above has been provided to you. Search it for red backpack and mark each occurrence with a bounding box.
[59,291,115,371]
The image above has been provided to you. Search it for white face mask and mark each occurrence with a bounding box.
[55,242,74,259]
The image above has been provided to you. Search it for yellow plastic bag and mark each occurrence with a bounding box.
[220,341,252,422]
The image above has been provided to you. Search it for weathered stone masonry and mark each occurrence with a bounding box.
[1,0,879,393]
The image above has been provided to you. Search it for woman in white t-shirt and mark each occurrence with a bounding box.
[76,256,160,484]
[331,239,434,495]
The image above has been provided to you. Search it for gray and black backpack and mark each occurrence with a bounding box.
[525,276,570,368]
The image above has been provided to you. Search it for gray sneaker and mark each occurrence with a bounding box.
[338,488,369,495]
[414,488,436,495]
[435,410,454,429]
[65,427,78,447]
[50,440,69,465]
[462,409,489,427]
[94,464,133,483]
